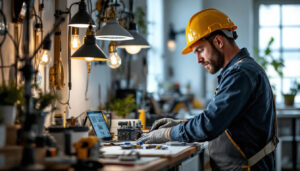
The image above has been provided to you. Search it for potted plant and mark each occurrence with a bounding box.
[17,85,57,133]
[0,82,24,125]
[105,94,137,118]
[283,80,300,106]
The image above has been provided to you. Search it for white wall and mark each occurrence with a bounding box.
[164,0,203,99]
[203,0,254,53]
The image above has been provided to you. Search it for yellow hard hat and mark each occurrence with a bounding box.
[181,8,237,55]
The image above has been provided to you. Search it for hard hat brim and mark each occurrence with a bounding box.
[182,45,193,55]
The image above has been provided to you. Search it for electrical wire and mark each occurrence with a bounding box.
[32,5,44,84]
[85,71,89,101]
[87,0,92,16]
[0,47,4,84]
[0,0,6,82]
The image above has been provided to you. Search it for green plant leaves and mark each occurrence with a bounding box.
[0,83,24,105]
[106,94,137,118]
[254,37,285,78]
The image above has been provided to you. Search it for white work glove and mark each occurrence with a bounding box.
[150,118,186,131]
[138,128,172,144]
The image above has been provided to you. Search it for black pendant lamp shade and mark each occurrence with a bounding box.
[72,26,108,61]
[69,0,95,28]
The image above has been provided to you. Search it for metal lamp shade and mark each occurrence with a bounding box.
[68,1,95,28]
[95,20,134,41]
[117,30,150,48]
[71,35,108,61]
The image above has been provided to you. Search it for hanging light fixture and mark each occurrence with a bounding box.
[167,23,185,52]
[167,24,176,52]
[72,24,108,72]
[117,21,150,54]
[68,0,95,28]
[95,5,133,41]
[40,37,51,65]
[70,27,81,50]
[107,41,121,69]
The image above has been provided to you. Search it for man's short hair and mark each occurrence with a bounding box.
[204,29,238,45]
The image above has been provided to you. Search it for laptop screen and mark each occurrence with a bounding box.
[87,111,112,140]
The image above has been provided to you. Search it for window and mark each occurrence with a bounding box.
[255,1,300,103]
[146,0,164,93]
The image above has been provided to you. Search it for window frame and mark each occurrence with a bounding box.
[254,0,300,103]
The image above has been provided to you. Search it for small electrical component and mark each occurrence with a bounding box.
[120,142,134,149]
[145,144,156,149]
[155,145,162,149]
[161,146,168,150]
[117,121,143,141]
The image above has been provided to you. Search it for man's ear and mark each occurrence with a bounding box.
[213,35,224,48]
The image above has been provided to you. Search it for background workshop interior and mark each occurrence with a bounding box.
[0,0,299,170]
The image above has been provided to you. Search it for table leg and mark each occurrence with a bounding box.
[199,149,204,171]
[292,118,297,171]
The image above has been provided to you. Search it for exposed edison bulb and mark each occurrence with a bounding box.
[85,57,94,62]
[71,35,81,50]
[107,52,121,69]
[125,46,142,55]
[71,27,81,50]
[40,50,51,65]
[168,40,176,52]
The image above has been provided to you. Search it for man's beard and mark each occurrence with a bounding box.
[207,42,224,74]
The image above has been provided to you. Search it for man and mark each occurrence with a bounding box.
[138,8,278,170]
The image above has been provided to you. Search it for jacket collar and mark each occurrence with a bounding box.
[218,48,249,82]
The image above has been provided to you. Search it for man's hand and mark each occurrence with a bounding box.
[138,128,172,144]
[150,118,185,131]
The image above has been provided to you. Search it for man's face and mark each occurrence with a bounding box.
[191,39,224,74]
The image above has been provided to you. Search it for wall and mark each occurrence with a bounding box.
[163,0,203,100]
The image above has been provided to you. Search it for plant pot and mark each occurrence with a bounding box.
[283,94,296,106]
[0,105,16,125]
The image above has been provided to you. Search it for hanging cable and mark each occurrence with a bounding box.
[88,0,92,16]
[0,5,7,84]
[85,71,90,101]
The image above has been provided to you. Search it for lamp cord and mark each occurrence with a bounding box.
[85,71,90,101]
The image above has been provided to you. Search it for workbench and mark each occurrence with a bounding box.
[0,142,207,171]
[99,142,207,171]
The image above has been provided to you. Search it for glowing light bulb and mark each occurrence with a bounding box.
[125,46,142,55]
[0,15,6,35]
[71,35,81,50]
[168,40,176,52]
[85,57,94,62]
[40,50,50,65]
[107,52,121,69]
[71,27,81,50]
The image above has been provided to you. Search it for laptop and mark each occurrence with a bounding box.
[86,111,139,146]
[86,111,113,141]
